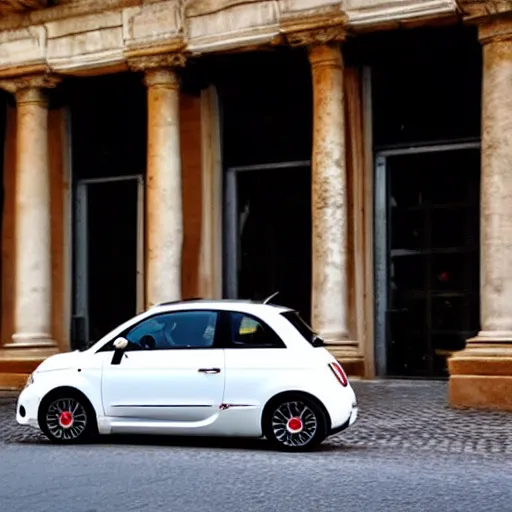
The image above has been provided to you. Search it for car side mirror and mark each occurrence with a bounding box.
[312,336,324,347]
[111,337,129,365]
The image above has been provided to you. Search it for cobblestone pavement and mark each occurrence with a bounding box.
[337,380,512,457]
[1,380,511,457]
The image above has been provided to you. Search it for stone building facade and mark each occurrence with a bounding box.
[0,0,510,410]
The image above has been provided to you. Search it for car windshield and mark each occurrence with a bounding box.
[280,311,323,346]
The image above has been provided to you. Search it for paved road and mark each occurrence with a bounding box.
[0,438,511,512]
[1,380,511,511]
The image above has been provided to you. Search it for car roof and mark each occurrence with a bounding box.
[150,298,293,314]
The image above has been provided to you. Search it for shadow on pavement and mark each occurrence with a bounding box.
[14,432,364,453]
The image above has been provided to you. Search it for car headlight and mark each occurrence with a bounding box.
[24,373,34,388]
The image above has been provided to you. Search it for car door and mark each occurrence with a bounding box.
[222,310,290,410]
[101,309,225,423]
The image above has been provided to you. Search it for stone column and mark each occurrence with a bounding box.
[449,17,512,411]
[0,76,59,348]
[477,22,512,342]
[198,85,223,299]
[308,43,356,356]
[136,55,185,307]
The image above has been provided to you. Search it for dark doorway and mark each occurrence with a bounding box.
[364,25,483,378]
[0,94,6,335]
[76,178,141,345]
[0,97,6,232]
[227,164,311,321]
[216,48,313,320]
[69,74,146,349]
[377,146,480,378]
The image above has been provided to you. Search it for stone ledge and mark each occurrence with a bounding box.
[339,359,365,376]
[0,373,27,391]
[449,374,512,411]
[458,0,512,22]
[449,356,512,376]
[0,358,44,374]
[0,347,55,376]
[346,0,457,27]
[0,0,139,31]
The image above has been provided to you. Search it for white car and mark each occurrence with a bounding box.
[16,299,358,451]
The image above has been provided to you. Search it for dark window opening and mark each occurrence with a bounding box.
[213,48,312,168]
[98,310,220,352]
[66,73,146,181]
[226,311,285,349]
[347,25,482,146]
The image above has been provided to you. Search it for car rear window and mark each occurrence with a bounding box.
[281,311,322,346]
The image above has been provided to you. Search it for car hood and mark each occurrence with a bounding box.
[35,351,82,373]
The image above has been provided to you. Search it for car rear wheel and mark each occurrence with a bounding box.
[39,392,97,444]
[263,394,327,452]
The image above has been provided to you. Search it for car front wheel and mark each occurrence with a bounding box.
[263,394,327,452]
[39,393,97,444]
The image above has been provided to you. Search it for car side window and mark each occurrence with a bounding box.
[227,312,285,348]
[99,310,219,351]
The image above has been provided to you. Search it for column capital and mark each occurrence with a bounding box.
[283,19,347,48]
[0,74,60,99]
[127,52,186,73]
[478,13,512,45]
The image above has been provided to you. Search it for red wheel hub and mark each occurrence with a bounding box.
[59,411,73,428]
[287,417,303,433]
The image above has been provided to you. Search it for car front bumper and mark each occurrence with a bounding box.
[16,385,41,429]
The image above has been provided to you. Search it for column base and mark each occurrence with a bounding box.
[448,334,512,411]
[467,330,512,344]
[5,332,57,349]
[324,342,365,377]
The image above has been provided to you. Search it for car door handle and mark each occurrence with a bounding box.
[198,368,221,374]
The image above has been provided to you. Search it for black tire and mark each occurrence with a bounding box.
[262,393,328,452]
[38,390,98,444]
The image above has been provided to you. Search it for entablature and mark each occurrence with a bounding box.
[0,0,462,77]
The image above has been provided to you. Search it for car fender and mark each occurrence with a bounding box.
[33,369,104,418]
[258,369,332,409]
[257,369,355,426]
